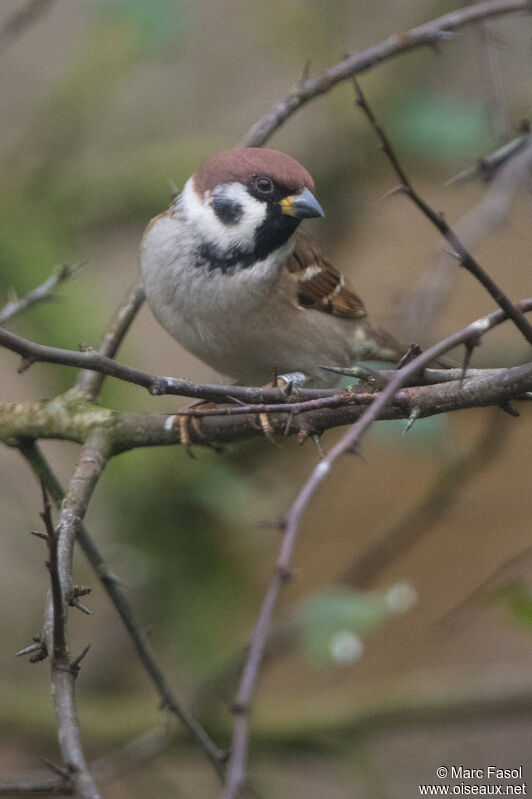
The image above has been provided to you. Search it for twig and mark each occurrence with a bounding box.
[75,280,145,402]
[43,429,111,799]
[2,298,532,410]
[395,137,532,343]
[18,441,226,780]
[0,725,175,795]
[0,323,331,404]
[241,0,530,147]
[0,264,84,326]
[478,20,511,141]
[0,0,56,53]
[353,78,532,347]
[219,307,531,797]
[445,130,531,186]
[1,358,531,453]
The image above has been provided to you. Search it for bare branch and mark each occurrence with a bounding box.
[0,264,84,326]
[18,442,226,781]
[395,136,532,343]
[353,78,532,347]
[241,0,531,147]
[42,429,111,799]
[445,129,531,187]
[2,297,532,412]
[0,725,175,795]
[220,305,532,797]
[75,280,145,402]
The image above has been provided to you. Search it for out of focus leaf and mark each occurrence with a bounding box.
[393,93,492,159]
[490,581,532,628]
[94,0,185,52]
[293,584,416,666]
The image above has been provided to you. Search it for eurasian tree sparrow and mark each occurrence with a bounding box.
[140,147,407,388]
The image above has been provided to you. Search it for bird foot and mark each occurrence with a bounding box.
[258,372,306,443]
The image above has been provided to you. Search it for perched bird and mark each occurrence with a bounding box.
[140,147,408,388]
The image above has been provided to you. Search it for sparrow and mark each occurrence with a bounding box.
[140,147,408,389]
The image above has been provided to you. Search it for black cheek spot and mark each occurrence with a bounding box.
[211,196,243,225]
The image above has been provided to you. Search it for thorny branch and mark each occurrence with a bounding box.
[3,3,532,797]
[353,78,532,348]
[0,725,175,795]
[220,81,532,794]
[74,280,145,401]
[41,429,111,799]
[241,0,531,147]
[19,441,226,780]
[0,263,84,326]
[1,299,532,416]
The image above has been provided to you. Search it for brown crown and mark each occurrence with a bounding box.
[193,147,315,196]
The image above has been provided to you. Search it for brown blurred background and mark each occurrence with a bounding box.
[1,1,532,796]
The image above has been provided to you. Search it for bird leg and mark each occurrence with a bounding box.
[258,371,306,443]
[178,399,217,456]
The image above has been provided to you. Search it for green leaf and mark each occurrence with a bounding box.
[293,584,416,666]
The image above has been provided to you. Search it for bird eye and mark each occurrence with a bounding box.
[254,176,274,195]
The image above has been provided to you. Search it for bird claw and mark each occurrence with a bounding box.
[259,372,306,444]
[177,401,216,457]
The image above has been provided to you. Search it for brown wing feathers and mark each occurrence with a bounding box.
[287,231,367,320]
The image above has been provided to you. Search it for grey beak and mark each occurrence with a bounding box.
[280,187,325,219]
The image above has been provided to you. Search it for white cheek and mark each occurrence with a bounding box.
[180,179,266,254]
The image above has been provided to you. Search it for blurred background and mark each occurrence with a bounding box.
[1,1,532,796]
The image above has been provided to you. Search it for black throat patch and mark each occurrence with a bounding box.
[195,214,301,274]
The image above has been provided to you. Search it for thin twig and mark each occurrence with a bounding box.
[75,280,145,401]
[241,0,530,147]
[2,299,532,411]
[18,441,226,780]
[353,77,532,347]
[0,264,84,326]
[445,130,531,186]
[0,725,175,795]
[43,429,111,799]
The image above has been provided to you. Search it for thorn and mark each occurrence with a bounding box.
[403,406,421,434]
[31,530,48,541]
[460,339,480,382]
[40,757,71,779]
[17,356,35,374]
[71,599,93,615]
[277,566,292,583]
[396,343,423,369]
[16,641,43,657]
[283,412,295,437]
[381,184,405,200]
[442,247,461,262]
[346,441,364,460]
[70,644,91,674]
[311,434,327,459]
[73,585,92,598]
[299,57,312,84]
[256,518,286,532]
[499,401,520,417]
[319,364,359,377]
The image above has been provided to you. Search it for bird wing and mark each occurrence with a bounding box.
[286,229,367,319]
